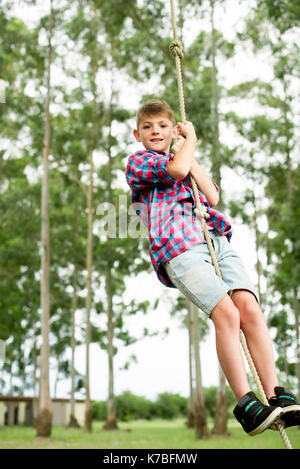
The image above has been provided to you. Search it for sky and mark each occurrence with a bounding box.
[8,0,287,402]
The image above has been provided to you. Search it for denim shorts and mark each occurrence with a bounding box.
[164,231,258,317]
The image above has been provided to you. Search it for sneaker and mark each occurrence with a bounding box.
[233,391,282,436]
[268,386,300,428]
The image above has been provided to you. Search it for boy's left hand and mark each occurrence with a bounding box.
[171,135,185,154]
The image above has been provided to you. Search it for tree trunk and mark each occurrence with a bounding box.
[103,92,118,431]
[32,329,38,398]
[209,0,222,202]
[36,0,53,438]
[212,368,230,436]
[186,301,196,428]
[209,0,228,436]
[191,302,208,439]
[84,7,99,432]
[68,268,80,428]
[103,265,118,430]
[84,144,94,432]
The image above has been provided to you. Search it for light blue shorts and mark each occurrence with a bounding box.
[164,231,258,317]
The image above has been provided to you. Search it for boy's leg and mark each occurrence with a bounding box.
[164,241,283,433]
[210,292,282,435]
[231,289,279,398]
[210,293,250,401]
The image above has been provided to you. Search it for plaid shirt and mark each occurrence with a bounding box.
[126,149,232,288]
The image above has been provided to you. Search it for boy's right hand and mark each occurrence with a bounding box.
[177,121,197,144]
[167,121,197,180]
[171,135,185,154]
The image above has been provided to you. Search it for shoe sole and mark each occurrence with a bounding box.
[248,407,283,436]
[277,405,300,428]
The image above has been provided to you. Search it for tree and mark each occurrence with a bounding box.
[83,10,98,431]
[208,0,229,436]
[0,6,43,394]
[189,301,209,438]
[259,0,300,33]
[35,0,54,438]
[64,1,102,432]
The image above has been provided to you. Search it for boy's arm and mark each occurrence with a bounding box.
[189,159,219,207]
[168,123,219,207]
[126,151,175,191]
[167,121,196,180]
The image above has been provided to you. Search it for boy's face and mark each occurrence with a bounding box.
[133,113,178,154]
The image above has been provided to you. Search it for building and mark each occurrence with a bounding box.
[0,396,86,427]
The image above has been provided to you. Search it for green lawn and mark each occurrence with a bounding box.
[0,418,299,449]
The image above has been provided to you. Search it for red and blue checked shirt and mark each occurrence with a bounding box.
[125,149,232,288]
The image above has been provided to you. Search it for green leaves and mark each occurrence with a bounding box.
[259,0,300,33]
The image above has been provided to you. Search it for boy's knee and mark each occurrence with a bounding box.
[239,300,263,330]
[232,290,261,325]
[211,296,240,331]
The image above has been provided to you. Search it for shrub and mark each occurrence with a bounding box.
[155,392,188,419]
[92,387,235,422]
[115,391,154,421]
[204,386,236,418]
[92,400,106,420]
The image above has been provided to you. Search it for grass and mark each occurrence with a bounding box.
[0,418,299,449]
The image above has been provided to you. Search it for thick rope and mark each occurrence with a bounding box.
[169,0,292,449]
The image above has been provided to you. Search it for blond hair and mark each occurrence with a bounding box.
[136,99,175,128]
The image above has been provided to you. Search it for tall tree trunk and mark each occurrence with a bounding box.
[209,0,222,201]
[36,0,53,438]
[103,89,118,430]
[68,268,80,428]
[187,301,195,428]
[31,319,38,398]
[209,0,228,435]
[84,144,94,432]
[84,8,98,432]
[68,196,80,428]
[212,368,230,436]
[191,302,208,439]
[103,265,118,430]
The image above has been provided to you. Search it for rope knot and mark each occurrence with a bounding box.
[194,206,210,220]
[169,41,184,60]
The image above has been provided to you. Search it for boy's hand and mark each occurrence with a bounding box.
[177,121,197,144]
[171,135,185,154]
[167,121,197,180]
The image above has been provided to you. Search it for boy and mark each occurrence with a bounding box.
[126,99,300,436]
